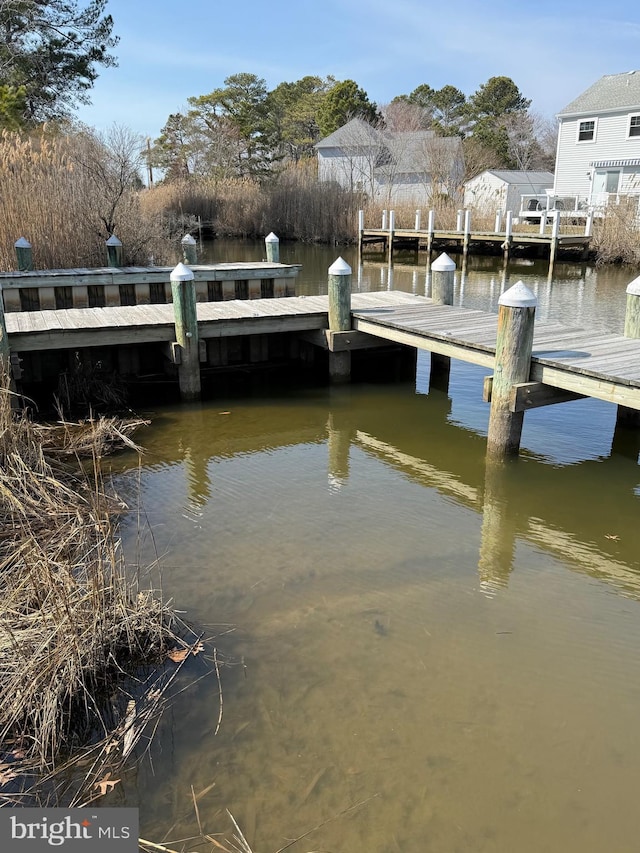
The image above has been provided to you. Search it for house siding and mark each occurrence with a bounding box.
[554,110,640,198]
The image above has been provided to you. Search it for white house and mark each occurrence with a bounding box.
[464,170,554,217]
[553,70,640,210]
[316,118,464,205]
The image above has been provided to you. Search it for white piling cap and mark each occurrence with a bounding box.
[181,233,197,245]
[265,232,279,243]
[14,237,31,248]
[431,252,456,272]
[499,281,537,308]
[328,257,352,276]
[626,275,640,296]
[106,234,122,246]
[171,262,194,281]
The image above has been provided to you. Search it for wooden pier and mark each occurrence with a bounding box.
[2,259,640,459]
[357,208,592,263]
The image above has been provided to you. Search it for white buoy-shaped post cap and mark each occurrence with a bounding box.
[265,232,279,243]
[181,233,196,245]
[14,237,31,248]
[499,281,537,308]
[431,252,456,272]
[328,257,352,276]
[171,262,194,281]
[626,275,640,296]
[106,234,122,246]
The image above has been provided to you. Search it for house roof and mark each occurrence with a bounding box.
[315,118,382,148]
[484,170,554,184]
[558,71,640,117]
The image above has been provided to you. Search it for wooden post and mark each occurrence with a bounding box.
[14,237,33,271]
[486,281,537,459]
[171,262,201,401]
[538,210,546,236]
[414,209,421,231]
[381,209,388,230]
[358,209,365,255]
[549,210,560,267]
[494,211,502,233]
[265,231,280,263]
[456,209,463,232]
[462,209,471,260]
[0,283,10,375]
[181,234,197,265]
[584,209,594,238]
[426,209,435,256]
[429,252,456,393]
[503,211,513,262]
[388,209,395,261]
[327,257,352,383]
[106,234,123,268]
[616,275,640,430]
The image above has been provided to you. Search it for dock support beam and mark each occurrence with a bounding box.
[429,252,456,393]
[171,262,201,401]
[327,257,352,383]
[265,232,280,263]
[486,281,537,459]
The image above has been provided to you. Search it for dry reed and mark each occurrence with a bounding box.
[0,129,173,270]
[0,382,190,804]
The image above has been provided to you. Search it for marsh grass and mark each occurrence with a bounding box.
[0,382,195,805]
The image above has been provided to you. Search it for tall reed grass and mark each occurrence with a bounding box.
[0,129,173,270]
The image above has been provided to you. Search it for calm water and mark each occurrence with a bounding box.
[113,242,640,852]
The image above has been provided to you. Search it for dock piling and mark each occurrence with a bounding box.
[170,263,201,401]
[616,275,640,430]
[265,232,280,263]
[429,252,456,392]
[14,238,33,272]
[327,257,352,383]
[426,209,435,256]
[106,234,123,268]
[415,209,421,231]
[502,212,513,262]
[486,281,537,459]
[181,234,197,265]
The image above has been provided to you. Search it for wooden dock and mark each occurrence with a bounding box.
[6,291,640,412]
[360,227,591,259]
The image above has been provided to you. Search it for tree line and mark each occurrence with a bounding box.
[151,73,557,184]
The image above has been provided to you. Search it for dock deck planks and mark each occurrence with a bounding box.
[6,291,640,409]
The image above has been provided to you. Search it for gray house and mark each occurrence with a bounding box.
[553,71,640,209]
[316,118,464,204]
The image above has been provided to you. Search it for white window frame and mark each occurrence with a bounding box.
[628,114,640,139]
[576,118,597,143]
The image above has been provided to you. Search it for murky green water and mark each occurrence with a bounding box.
[114,242,640,852]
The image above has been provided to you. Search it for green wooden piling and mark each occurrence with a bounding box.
[265,232,280,263]
[486,281,537,459]
[171,262,201,401]
[0,283,10,374]
[14,237,33,271]
[106,234,123,268]
[327,257,352,382]
[181,234,197,265]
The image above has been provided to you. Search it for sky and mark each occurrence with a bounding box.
[76,0,640,140]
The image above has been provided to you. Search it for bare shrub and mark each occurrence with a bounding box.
[591,198,640,266]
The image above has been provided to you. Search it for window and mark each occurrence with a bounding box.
[578,120,596,142]
[629,115,640,137]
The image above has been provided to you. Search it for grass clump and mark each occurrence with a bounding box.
[0,382,191,804]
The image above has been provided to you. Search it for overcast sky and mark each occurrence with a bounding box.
[76,0,640,139]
